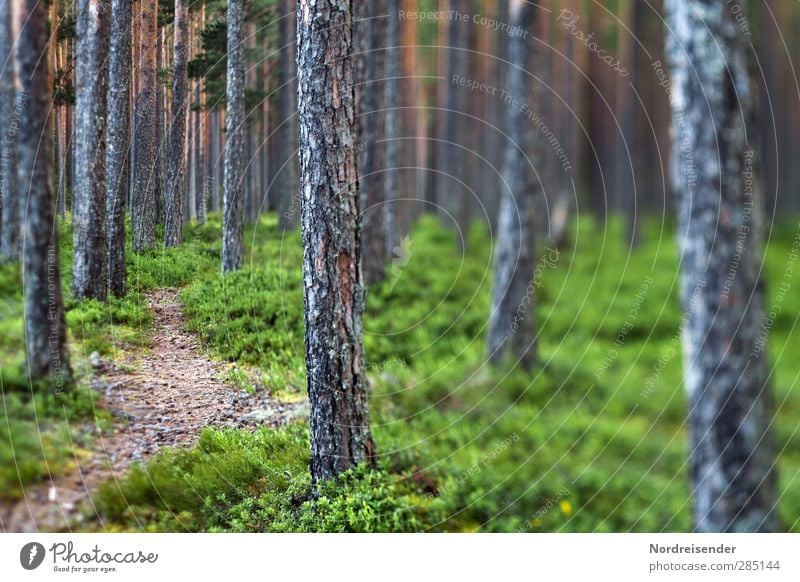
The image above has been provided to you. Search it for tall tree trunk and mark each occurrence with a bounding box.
[73,0,109,300]
[277,0,299,230]
[297,0,375,483]
[0,0,19,262]
[384,1,400,260]
[106,0,131,297]
[355,0,387,284]
[131,0,158,252]
[17,0,72,386]
[222,0,244,272]
[164,0,189,247]
[487,0,537,370]
[665,0,778,533]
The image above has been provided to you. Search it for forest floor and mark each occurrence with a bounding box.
[0,288,306,532]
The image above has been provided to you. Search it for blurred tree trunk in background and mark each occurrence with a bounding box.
[384,1,400,259]
[73,0,109,300]
[106,0,131,297]
[165,0,189,247]
[222,0,244,272]
[0,0,19,262]
[277,0,299,230]
[131,0,158,251]
[17,0,72,385]
[297,0,376,483]
[487,0,537,370]
[665,0,778,533]
[355,0,387,285]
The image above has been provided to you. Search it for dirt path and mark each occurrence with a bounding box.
[1,289,306,532]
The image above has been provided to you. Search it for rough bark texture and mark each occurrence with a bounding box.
[297,0,376,482]
[164,0,189,247]
[17,0,72,386]
[222,0,245,272]
[383,0,400,258]
[665,0,778,532]
[131,0,158,252]
[487,0,537,370]
[106,0,131,297]
[73,0,109,300]
[277,0,299,230]
[355,0,386,284]
[0,0,19,262]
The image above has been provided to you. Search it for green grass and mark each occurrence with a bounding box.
[91,213,800,532]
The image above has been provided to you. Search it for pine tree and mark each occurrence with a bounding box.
[297,0,376,482]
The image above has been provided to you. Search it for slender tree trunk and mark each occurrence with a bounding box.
[665,0,778,533]
[17,0,72,386]
[73,0,109,300]
[131,0,158,251]
[277,0,299,230]
[487,0,537,370]
[0,0,19,262]
[355,0,387,284]
[384,1,400,260]
[222,0,244,272]
[106,0,131,297]
[164,0,189,247]
[297,0,376,483]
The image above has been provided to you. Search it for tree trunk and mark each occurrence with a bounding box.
[17,0,72,386]
[222,0,244,272]
[664,0,778,532]
[487,0,537,370]
[106,0,131,297]
[164,0,189,247]
[277,0,299,230]
[383,0,400,260]
[0,0,19,262]
[297,0,376,483]
[72,0,109,300]
[355,0,387,284]
[131,0,158,252]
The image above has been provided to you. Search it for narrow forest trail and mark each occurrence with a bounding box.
[1,289,307,532]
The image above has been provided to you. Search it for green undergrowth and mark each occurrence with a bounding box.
[94,214,800,532]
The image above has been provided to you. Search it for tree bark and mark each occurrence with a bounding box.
[222,0,245,272]
[73,0,109,300]
[131,0,158,252]
[0,0,19,262]
[16,0,72,386]
[164,0,189,247]
[106,0,131,297]
[487,0,537,370]
[383,0,401,260]
[355,0,387,284]
[665,0,778,532]
[297,0,376,482]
